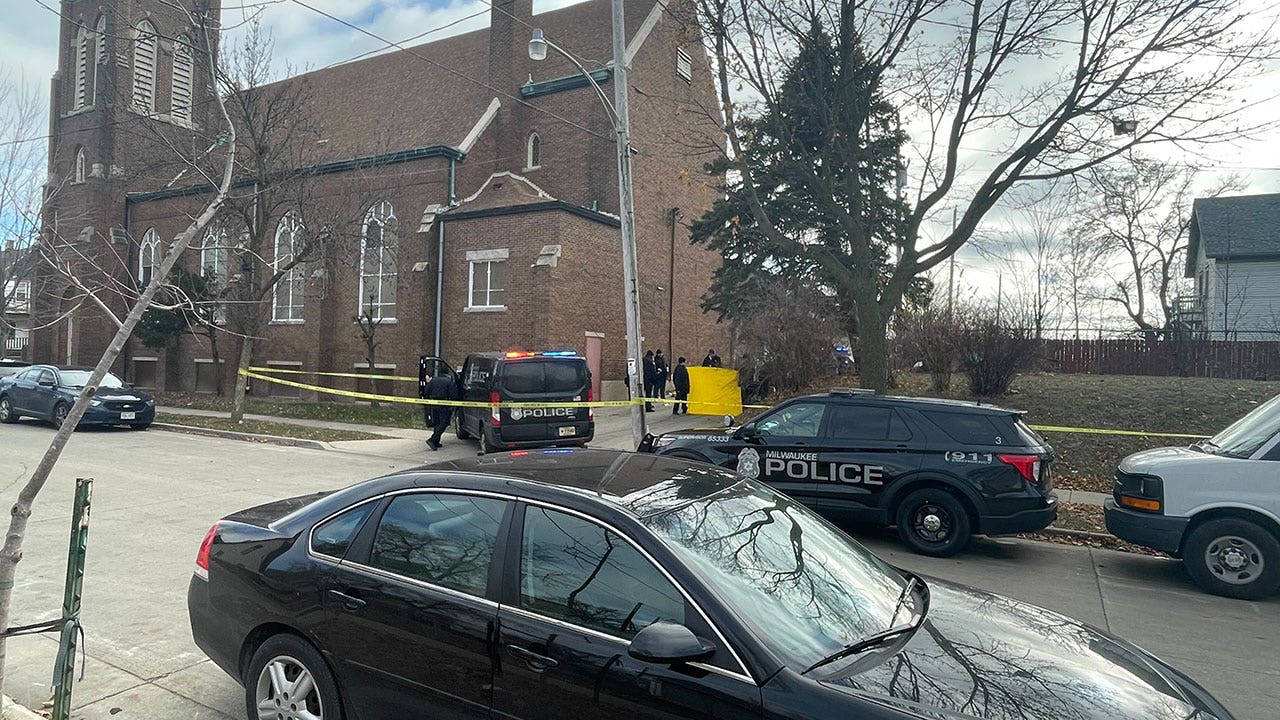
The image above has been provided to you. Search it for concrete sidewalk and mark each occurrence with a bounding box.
[158,405,1112,506]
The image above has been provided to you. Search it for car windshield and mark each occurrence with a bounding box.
[1209,394,1280,459]
[642,480,910,669]
[58,370,127,389]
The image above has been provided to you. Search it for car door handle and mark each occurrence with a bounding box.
[328,589,366,611]
[507,644,559,672]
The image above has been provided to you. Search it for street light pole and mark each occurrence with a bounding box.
[608,0,648,448]
[530,7,647,447]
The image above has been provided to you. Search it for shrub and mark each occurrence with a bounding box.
[959,316,1037,396]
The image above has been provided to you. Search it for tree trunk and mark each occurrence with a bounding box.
[231,334,254,423]
[210,330,223,397]
[854,301,890,393]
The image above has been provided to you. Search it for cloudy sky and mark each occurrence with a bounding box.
[3,0,1280,331]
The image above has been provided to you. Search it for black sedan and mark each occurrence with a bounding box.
[0,365,155,429]
[188,450,1233,720]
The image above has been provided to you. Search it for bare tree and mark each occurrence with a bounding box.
[0,69,45,355]
[689,0,1277,391]
[0,10,237,694]
[213,20,357,421]
[1075,154,1243,338]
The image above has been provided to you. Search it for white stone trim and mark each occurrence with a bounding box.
[466,248,510,262]
[458,98,501,154]
[624,0,669,67]
[585,331,605,338]
[457,171,554,205]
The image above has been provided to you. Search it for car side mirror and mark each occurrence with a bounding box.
[627,622,715,665]
[732,421,759,441]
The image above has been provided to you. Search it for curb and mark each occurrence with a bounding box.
[2,696,46,720]
[152,422,331,450]
[1039,527,1116,542]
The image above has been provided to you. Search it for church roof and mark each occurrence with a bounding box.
[261,0,656,163]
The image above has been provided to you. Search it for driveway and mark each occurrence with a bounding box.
[0,413,1275,719]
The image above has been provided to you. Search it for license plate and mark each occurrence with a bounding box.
[558,426,576,437]
[121,411,136,420]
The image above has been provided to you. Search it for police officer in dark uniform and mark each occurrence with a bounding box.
[424,369,457,451]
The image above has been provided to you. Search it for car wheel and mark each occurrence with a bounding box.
[1184,518,1280,600]
[0,396,18,424]
[50,402,70,431]
[895,488,972,557]
[455,414,472,440]
[245,634,343,720]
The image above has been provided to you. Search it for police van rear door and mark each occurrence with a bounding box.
[809,403,924,522]
[496,358,590,443]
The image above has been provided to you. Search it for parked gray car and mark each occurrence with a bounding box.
[1106,394,1280,599]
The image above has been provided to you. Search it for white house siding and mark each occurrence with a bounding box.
[1207,258,1280,339]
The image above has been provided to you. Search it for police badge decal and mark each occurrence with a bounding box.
[737,447,762,479]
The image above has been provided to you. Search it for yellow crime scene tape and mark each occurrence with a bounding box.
[1027,424,1210,439]
[247,366,418,383]
[239,367,1206,437]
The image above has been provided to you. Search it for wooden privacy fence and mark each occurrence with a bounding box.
[1043,338,1280,379]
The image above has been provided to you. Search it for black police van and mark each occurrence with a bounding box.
[638,388,1056,556]
[421,351,594,454]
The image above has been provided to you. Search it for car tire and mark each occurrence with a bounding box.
[50,402,70,431]
[455,414,472,440]
[1183,518,1280,600]
[0,396,18,423]
[245,634,343,720]
[895,488,972,557]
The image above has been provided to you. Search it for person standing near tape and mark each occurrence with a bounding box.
[672,356,690,415]
[424,369,457,451]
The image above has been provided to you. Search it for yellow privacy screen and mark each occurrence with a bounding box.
[685,367,743,416]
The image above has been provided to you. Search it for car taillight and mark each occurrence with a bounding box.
[490,391,501,426]
[998,454,1041,484]
[587,388,595,422]
[195,523,219,580]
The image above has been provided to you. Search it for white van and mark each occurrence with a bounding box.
[1106,394,1280,599]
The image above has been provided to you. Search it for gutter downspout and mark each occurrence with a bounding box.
[434,218,445,356]
[449,158,458,205]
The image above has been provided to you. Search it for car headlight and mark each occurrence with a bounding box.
[89,399,103,407]
[654,436,676,449]
[145,399,155,406]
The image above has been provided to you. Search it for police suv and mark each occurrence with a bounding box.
[638,389,1057,556]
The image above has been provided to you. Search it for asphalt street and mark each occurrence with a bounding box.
[0,410,1275,720]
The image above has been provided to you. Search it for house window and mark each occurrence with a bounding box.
[74,27,89,109]
[172,37,194,126]
[358,200,398,321]
[526,132,541,170]
[131,357,158,389]
[94,16,107,104]
[467,249,508,310]
[138,228,159,286]
[193,359,223,394]
[272,212,304,322]
[265,361,303,398]
[132,21,157,114]
[676,48,693,84]
[74,147,86,184]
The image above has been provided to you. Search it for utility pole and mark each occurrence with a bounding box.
[996,272,1004,326]
[610,0,647,446]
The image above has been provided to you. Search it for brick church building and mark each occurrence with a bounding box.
[34,0,726,400]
